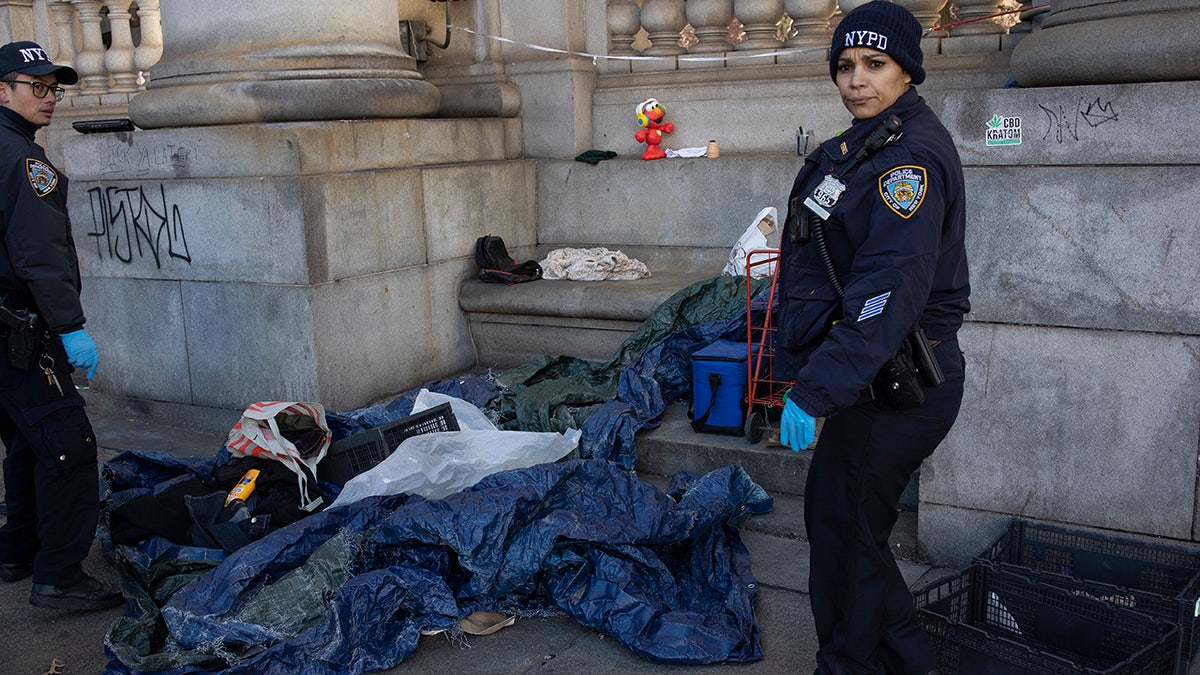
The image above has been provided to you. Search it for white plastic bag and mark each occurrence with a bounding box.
[412,388,496,431]
[330,429,580,506]
[723,206,779,279]
[330,392,580,507]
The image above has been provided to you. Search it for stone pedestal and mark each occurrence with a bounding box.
[62,118,529,412]
[1011,0,1200,86]
[129,0,440,127]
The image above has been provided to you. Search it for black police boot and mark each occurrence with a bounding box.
[0,562,33,582]
[30,574,123,610]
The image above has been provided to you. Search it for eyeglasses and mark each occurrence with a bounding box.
[4,79,66,102]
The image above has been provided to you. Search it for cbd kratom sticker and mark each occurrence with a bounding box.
[986,114,1021,146]
[879,166,926,219]
[26,158,58,197]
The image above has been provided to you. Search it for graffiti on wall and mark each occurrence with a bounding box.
[84,184,192,267]
[1039,96,1119,143]
[98,138,193,177]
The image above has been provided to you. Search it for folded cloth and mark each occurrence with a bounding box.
[574,149,618,165]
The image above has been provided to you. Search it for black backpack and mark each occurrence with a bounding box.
[474,235,543,284]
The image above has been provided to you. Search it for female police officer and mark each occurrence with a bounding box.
[775,2,969,673]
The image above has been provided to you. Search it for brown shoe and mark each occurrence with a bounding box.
[30,574,123,610]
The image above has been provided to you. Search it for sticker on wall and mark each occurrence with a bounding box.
[986,115,1021,147]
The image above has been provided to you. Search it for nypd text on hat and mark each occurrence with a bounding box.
[16,46,50,64]
[844,31,888,50]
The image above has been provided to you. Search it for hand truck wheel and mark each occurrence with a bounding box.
[744,410,764,444]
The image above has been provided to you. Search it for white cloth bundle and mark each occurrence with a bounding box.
[538,247,651,281]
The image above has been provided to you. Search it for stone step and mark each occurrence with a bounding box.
[635,401,810,498]
[634,401,921,513]
[459,245,729,369]
[643,415,921,562]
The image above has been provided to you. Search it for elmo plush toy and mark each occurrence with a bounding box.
[634,98,674,161]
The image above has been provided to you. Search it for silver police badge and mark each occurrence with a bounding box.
[803,174,846,220]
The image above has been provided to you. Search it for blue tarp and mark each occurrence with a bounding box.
[103,275,775,673]
[105,461,770,673]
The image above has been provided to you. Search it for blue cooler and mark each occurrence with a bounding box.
[691,339,751,435]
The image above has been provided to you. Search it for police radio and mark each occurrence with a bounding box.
[789,115,904,244]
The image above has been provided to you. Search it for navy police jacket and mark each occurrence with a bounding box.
[0,106,85,333]
[778,88,969,418]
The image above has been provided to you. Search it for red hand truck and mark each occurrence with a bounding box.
[743,249,793,443]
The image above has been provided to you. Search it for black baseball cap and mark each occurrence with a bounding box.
[0,41,79,85]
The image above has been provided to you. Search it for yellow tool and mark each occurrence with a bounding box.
[224,469,261,507]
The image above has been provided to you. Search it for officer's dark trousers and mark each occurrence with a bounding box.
[0,336,99,587]
[805,339,965,675]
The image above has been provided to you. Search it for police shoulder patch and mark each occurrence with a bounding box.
[26,158,58,197]
[878,165,926,219]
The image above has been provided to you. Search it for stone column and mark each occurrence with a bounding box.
[0,0,34,44]
[686,0,735,54]
[1011,0,1200,86]
[604,0,641,74]
[102,0,138,92]
[895,0,949,33]
[734,0,786,52]
[47,2,79,82]
[781,0,837,64]
[129,0,440,128]
[607,0,641,56]
[417,0,520,119]
[949,0,1006,35]
[940,0,1007,55]
[640,0,687,57]
[72,0,110,93]
[133,0,164,78]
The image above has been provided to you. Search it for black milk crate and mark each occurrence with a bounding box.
[979,519,1200,673]
[320,403,459,486]
[914,564,1179,674]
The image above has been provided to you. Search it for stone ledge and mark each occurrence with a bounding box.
[459,269,715,322]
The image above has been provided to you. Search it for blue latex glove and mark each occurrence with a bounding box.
[780,396,816,452]
[60,329,99,378]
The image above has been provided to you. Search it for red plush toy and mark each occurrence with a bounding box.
[634,98,674,161]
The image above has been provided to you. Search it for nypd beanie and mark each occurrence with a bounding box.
[829,1,925,85]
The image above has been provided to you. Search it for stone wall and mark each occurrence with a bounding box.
[63,117,529,416]
[918,80,1200,563]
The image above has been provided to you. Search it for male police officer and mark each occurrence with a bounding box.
[0,41,120,610]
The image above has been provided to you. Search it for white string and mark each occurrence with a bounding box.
[449,25,829,63]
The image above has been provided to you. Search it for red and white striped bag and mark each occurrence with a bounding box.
[226,401,331,512]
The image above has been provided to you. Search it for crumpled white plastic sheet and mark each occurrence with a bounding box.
[329,390,580,507]
[665,146,708,158]
[538,246,651,281]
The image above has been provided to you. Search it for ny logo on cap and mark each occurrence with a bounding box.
[18,46,49,63]
[843,30,888,50]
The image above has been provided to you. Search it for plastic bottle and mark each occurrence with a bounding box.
[225,468,261,506]
[707,140,720,158]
